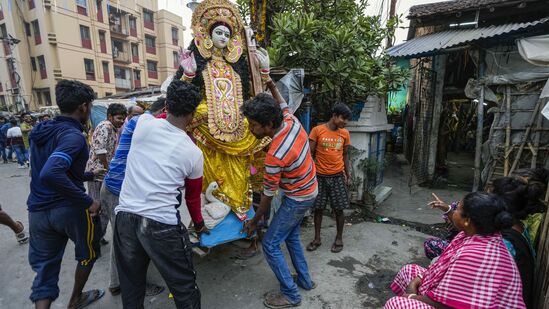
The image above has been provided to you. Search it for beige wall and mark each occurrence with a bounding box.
[0,0,184,111]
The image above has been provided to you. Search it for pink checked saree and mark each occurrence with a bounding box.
[385,231,526,309]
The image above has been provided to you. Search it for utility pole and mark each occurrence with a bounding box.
[1,35,26,112]
[386,0,398,48]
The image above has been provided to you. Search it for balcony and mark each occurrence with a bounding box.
[113,49,131,64]
[110,24,129,36]
[115,78,131,89]
[130,27,137,37]
[109,9,130,37]
[134,79,141,89]
[132,54,139,63]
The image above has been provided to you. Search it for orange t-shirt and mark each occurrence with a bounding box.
[309,124,350,175]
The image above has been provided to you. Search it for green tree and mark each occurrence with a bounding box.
[250,0,408,118]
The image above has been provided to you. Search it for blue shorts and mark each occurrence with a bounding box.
[28,206,101,302]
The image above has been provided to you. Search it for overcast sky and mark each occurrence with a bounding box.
[159,0,442,47]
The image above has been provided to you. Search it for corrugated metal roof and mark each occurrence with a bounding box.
[408,0,535,18]
[387,18,549,58]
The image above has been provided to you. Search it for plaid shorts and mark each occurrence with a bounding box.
[313,173,349,210]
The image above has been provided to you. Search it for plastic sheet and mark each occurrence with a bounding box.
[199,208,255,248]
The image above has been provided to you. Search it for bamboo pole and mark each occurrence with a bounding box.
[504,86,511,176]
[531,99,544,168]
[509,99,542,174]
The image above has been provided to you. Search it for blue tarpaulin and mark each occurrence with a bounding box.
[199,208,255,248]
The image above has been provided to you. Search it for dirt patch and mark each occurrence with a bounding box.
[327,256,366,274]
[356,269,396,308]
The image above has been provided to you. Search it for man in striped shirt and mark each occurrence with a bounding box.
[242,80,318,308]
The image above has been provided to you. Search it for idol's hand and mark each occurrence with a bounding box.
[255,48,270,72]
[179,47,197,76]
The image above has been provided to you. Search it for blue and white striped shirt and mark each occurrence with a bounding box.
[104,116,139,196]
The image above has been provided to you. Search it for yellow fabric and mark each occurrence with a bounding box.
[189,100,268,218]
[522,213,544,243]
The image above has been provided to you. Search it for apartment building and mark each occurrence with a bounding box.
[0,0,185,112]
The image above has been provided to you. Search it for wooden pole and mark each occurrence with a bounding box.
[509,99,542,174]
[472,50,485,192]
[504,86,511,176]
[531,99,544,168]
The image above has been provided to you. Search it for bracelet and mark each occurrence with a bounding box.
[408,294,417,299]
[443,206,452,215]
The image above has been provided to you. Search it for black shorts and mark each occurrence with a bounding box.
[313,173,349,210]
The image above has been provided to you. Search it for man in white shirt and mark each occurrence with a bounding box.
[6,119,28,168]
[114,80,207,309]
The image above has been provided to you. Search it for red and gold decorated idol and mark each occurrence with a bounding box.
[176,0,270,220]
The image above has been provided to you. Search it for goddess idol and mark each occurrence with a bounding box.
[175,0,270,220]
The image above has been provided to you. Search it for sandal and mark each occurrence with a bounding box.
[145,283,165,296]
[306,241,321,252]
[108,286,121,296]
[15,221,28,244]
[331,242,343,253]
[72,289,105,309]
[264,292,300,308]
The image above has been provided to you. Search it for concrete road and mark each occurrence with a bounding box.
[0,162,431,309]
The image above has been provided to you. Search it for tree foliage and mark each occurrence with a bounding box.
[254,0,409,111]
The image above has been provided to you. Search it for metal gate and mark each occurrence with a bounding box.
[408,61,437,188]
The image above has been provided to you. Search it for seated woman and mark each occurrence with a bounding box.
[385,192,525,309]
[490,169,548,308]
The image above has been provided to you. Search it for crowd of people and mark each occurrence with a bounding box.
[0,64,546,309]
[0,112,50,168]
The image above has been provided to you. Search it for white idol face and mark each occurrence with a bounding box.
[211,25,231,49]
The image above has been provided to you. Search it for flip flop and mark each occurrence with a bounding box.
[145,283,165,296]
[15,221,28,244]
[306,241,321,252]
[74,289,105,309]
[263,292,301,308]
[237,248,260,260]
[331,243,344,253]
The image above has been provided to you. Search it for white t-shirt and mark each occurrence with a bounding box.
[7,126,23,138]
[116,114,203,225]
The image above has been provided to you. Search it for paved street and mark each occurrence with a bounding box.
[0,162,437,309]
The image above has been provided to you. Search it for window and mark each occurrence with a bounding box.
[129,17,137,36]
[145,35,155,54]
[105,92,113,97]
[24,22,31,36]
[32,20,41,45]
[143,9,154,30]
[131,43,139,63]
[96,0,103,22]
[29,0,35,10]
[173,51,179,69]
[171,27,178,45]
[43,91,52,106]
[84,58,95,80]
[133,70,141,88]
[0,3,4,21]
[147,60,157,79]
[76,0,87,15]
[1,24,9,56]
[98,30,106,53]
[30,57,37,71]
[80,25,92,49]
[102,61,109,83]
[37,55,46,79]
[114,66,126,79]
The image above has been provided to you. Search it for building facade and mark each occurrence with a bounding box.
[0,0,184,112]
